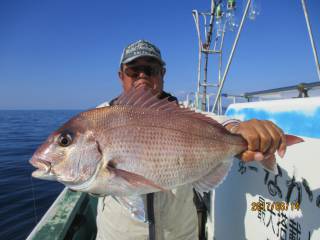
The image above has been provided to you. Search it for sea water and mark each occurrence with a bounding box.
[0,110,81,240]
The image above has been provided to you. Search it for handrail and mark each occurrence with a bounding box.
[26,188,87,240]
[244,81,320,99]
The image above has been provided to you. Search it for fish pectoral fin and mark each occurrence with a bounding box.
[193,158,233,196]
[260,154,278,174]
[113,195,146,222]
[255,134,303,175]
[285,134,304,146]
[107,166,167,192]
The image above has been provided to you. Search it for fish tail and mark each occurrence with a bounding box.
[257,134,303,174]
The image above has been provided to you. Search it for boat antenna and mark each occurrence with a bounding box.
[192,0,216,112]
[212,0,252,113]
[192,0,253,114]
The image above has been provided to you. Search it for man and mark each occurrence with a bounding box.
[96,40,286,240]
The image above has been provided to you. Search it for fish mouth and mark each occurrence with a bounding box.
[29,157,57,181]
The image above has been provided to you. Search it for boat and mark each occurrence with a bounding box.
[27,0,320,239]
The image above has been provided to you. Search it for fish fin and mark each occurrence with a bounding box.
[285,134,304,146]
[260,155,278,175]
[193,158,233,196]
[114,87,228,131]
[107,166,167,192]
[115,87,179,112]
[113,195,147,222]
[259,135,303,174]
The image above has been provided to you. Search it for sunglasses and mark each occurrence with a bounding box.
[124,65,162,78]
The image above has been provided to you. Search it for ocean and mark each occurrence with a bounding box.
[0,110,81,240]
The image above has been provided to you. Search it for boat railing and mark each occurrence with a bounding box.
[27,188,97,240]
[181,81,320,112]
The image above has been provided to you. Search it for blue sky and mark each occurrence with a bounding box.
[0,0,319,109]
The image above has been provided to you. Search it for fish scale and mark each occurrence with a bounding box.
[95,112,243,189]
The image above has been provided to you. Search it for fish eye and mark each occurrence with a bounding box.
[58,133,73,147]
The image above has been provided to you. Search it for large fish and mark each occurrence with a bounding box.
[29,87,303,196]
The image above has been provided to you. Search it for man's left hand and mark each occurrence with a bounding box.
[225,119,286,162]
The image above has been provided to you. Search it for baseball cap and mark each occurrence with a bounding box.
[120,40,165,66]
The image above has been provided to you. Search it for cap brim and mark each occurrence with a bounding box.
[122,54,166,66]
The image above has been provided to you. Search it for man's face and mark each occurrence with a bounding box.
[119,57,165,94]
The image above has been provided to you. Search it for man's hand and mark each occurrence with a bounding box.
[225,119,286,162]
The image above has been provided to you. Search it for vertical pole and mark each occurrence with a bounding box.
[202,52,209,111]
[216,22,227,114]
[192,10,202,109]
[212,0,252,112]
[301,0,320,81]
[201,0,216,111]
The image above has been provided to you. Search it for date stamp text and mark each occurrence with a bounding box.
[251,201,300,212]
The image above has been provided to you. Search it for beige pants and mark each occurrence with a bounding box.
[96,184,198,240]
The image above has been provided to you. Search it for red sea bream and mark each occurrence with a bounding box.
[29,87,303,196]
